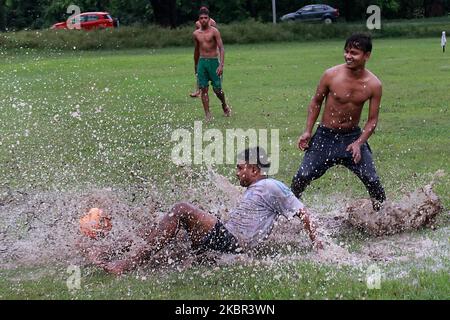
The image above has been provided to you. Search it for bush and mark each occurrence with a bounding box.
[0,18,449,51]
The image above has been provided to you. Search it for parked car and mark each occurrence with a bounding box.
[51,12,118,30]
[280,4,339,24]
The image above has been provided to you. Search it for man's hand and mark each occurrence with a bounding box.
[297,132,312,151]
[346,141,362,163]
[297,208,323,251]
[216,64,223,76]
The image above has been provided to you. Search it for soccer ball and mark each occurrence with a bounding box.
[79,208,112,239]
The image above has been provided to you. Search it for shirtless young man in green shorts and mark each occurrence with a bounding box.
[190,7,217,98]
[193,7,231,121]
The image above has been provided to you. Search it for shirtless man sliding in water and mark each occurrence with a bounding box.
[84,147,322,275]
[193,7,231,121]
[291,33,386,211]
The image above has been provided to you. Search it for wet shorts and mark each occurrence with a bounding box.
[195,221,240,254]
[197,57,222,89]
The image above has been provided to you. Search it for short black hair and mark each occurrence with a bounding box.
[199,7,209,16]
[238,146,270,172]
[345,33,372,53]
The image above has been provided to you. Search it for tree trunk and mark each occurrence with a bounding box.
[424,0,445,17]
[149,0,177,28]
[0,0,5,31]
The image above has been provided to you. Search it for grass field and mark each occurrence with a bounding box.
[0,38,449,299]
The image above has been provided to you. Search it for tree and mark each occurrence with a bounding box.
[149,0,176,27]
[373,0,401,18]
[107,0,151,26]
[424,0,446,16]
[6,0,46,29]
[0,0,6,31]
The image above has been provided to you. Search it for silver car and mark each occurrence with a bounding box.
[280,4,339,24]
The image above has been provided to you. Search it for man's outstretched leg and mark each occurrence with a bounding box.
[190,88,201,98]
[145,202,217,249]
[213,88,231,117]
[200,87,213,121]
[97,202,217,275]
[343,143,386,211]
[291,130,335,199]
[190,74,201,98]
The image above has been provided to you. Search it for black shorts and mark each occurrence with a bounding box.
[195,221,240,254]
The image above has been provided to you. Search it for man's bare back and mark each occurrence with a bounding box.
[320,64,382,131]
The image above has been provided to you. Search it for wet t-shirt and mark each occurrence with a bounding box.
[224,178,304,248]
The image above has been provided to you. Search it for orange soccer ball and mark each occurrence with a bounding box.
[79,208,112,239]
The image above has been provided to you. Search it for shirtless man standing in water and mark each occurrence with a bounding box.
[291,33,386,211]
[193,7,231,121]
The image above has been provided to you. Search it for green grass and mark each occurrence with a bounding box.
[1,261,449,300]
[1,38,448,202]
[0,38,448,299]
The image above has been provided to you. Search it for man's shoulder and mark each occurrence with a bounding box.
[367,69,382,86]
[211,26,220,35]
[322,64,344,79]
[255,178,291,194]
[328,64,345,72]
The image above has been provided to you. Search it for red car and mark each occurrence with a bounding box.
[51,12,118,30]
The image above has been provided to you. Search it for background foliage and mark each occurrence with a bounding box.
[0,0,449,31]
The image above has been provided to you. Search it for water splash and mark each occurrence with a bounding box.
[0,168,447,280]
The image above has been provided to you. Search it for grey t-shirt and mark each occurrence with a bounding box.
[224,178,304,248]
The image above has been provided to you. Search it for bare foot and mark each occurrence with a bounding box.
[222,104,232,117]
[189,90,201,98]
[205,112,213,122]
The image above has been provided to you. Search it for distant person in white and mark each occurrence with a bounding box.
[86,147,322,275]
[441,31,446,53]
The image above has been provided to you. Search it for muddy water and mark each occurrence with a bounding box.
[0,170,447,277]
[346,184,443,236]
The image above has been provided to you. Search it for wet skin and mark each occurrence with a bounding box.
[298,46,382,163]
[193,14,229,121]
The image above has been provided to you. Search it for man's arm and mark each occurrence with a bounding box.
[214,28,225,76]
[296,207,322,250]
[346,81,382,163]
[298,71,330,150]
[193,32,200,74]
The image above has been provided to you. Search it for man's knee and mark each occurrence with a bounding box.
[357,172,386,202]
[171,202,195,217]
[356,166,380,185]
[213,88,223,96]
[291,169,314,198]
[293,167,317,183]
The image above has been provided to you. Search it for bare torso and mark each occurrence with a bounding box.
[321,64,380,131]
[193,27,220,58]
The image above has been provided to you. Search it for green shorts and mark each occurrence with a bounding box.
[197,57,222,89]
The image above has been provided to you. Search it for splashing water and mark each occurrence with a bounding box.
[0,168,448,279]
